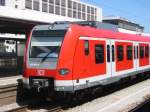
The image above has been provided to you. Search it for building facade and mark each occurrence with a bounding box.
[0,0,102,22]
[103,16,144,35]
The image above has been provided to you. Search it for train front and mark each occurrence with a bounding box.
[22,24,68,92]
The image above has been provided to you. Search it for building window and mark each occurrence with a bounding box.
[145,46,149,58]
[91,7,94,14]
[140,46,144,58]
[61,0,66,7]
[0,0,5,6]
[117,45,124,61]
[68,9,72,17]
[84,40,89,55]
[55,0,60,5]
[42,0,48,12]
[107,45,110,62]
[77,3,81,19]
[82,13,86,20]
[61,0,66,16]
[33,0,39,11]
[87,6,90,14]
[55,5,60,15]
[78,11,81,19]
[61,7,66,16]
[82,4,86,12]
[49,4,54,13]
[94,16,97,21]
[49,0,54,4]
[15,4,18,8]
[127,46,132,60]
[95,44,104,64]
[95,8,97,20]
[87,14,90,21]
[78,3,81,11]
[73,1,77,9]
[25,0,32,9]
[91,15,94,21]
[73,10,77,18]
[68,0,72,8]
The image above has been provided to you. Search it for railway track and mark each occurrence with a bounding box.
[44,106,63,112]
[130,96,150,112]
[0,83,17,106]
[6,105,28,112]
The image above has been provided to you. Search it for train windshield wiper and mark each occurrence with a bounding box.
[41,46,59,63]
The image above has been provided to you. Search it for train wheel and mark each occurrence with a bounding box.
[69,91,85,102]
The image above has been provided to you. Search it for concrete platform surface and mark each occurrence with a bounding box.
[0,75,22,86]
[65,79,150,112]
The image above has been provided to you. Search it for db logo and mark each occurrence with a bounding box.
[37,70,45,76]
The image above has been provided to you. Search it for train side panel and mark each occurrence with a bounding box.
[139,43,149,66]
[72,37,107,90]
[115,41,133,71]
[55,26,80,91]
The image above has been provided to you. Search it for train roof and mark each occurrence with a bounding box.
[33,21,150,42]
[33,21,118,31]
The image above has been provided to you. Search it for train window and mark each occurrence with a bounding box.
[107,45,110,62]
[30,30,66,58]
[84,40,89,55]
[117,45,124,61]
[112,45,115,62]
[95,44,104,64]
[145,46,149,58]
[140,46,144,58]
[137,46,139,59]
[134,46,136,59]
[127,46,133,60]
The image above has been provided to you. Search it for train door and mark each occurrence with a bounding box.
[106,39,115,77]
[90,39,106,76]
[111,40,116,76]
[133,42,139,70]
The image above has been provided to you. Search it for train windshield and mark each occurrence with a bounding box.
[29,30,66,59]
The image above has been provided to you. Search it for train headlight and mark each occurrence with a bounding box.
[59,68,70,76]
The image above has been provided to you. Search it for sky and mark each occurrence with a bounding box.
[82,0,150,33]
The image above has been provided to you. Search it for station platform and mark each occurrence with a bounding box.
[0,75,22,86]
[66,79,150,112]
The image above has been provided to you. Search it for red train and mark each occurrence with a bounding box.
[22,21,150,97]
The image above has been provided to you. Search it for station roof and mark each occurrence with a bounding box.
[103,16,144,30]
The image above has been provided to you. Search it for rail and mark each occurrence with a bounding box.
[6,105,28,112]
[0,84,17,106]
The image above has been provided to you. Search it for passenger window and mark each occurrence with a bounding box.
[112,45,115,62]
[95,44,104,64]
[117,45,124,61]
[84,40,89,55]
[145,46,149,58]
[127,46,133,60]
[134,46,136,59]
[137,46,139,59]
[107,45,110,62]
[140,46,144,58]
